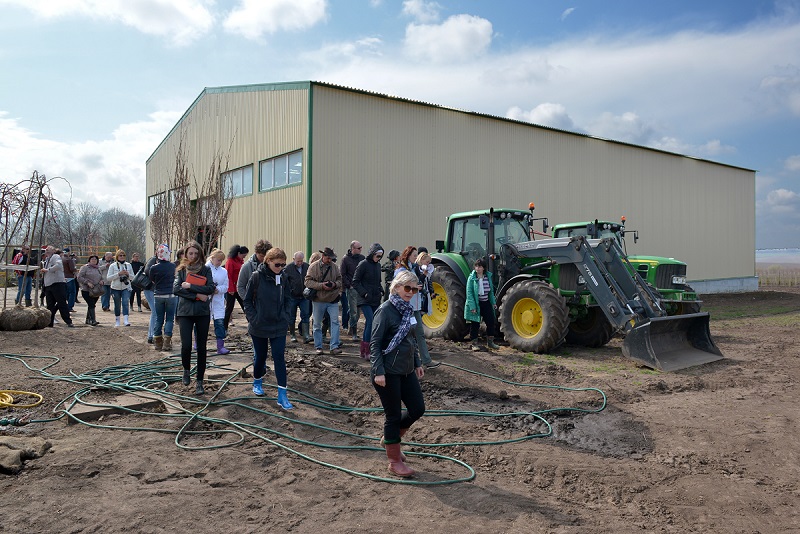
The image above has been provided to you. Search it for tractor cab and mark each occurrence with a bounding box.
[552,218,638,254]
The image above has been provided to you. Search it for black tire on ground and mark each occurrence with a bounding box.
[565,306,614,347]
[422,265,469,341]
[498,280,569,353]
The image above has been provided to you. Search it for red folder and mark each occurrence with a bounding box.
[186,272,207,300]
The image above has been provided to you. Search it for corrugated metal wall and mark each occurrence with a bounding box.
[311,85,754,281]
[146,86,309,256]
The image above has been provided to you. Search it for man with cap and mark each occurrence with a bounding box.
[304,247,344,355]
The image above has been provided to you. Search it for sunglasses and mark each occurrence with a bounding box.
[402,285,420,294]
[272,262,286,268]
[375,255,383,260]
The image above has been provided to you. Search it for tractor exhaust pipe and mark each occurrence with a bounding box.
[621,312,724,372]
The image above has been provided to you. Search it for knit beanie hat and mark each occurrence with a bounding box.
[157,244,171,261]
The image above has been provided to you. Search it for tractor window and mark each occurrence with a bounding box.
[449,217,486,264]
[554,227,588,238]
[494,217,530,247]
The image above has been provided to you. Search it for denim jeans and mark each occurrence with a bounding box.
[153,296,176,337]
[16,274,32,303]
[65,278,76,309]
[341,290,350,330]
[345,287,361,330]
[312,301,340,349]
[144,289,156,338]
[101,284,112,310]
[111,288,130,317]
[212,318,226,339]
[252,334,288,387]
[287,297,310,327]
[360,304,376,342]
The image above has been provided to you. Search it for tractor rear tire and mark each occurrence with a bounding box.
[499,280,569,353]
[565,307,614,348]
[422,265,469,341]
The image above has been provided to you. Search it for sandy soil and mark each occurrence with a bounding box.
[1,288,799,533]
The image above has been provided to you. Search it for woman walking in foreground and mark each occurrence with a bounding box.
[369,269,426,477]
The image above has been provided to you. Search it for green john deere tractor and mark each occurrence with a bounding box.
[421,205,718,365]
[550,218,702,316]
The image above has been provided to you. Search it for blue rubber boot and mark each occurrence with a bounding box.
[253,378,264,396]
[276,386,294,410]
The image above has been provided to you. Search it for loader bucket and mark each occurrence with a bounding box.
[621,312,723,372]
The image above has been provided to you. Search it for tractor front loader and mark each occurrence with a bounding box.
[504,235,723,371]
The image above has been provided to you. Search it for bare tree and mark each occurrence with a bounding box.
[149,130,233,256]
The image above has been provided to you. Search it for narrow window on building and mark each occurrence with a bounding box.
[259,150,303,192]
[223,165,253,198]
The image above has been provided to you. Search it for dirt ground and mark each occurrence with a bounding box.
[1,286,799,534]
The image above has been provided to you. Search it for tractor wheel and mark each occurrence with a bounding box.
[498,280,569,353]
[565,307,614,348]
[674,284,702,315]
[422,265,469,341]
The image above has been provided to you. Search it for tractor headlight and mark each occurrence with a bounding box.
[672,276,687,285]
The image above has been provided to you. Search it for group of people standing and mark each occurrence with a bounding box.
[15,235,499,479]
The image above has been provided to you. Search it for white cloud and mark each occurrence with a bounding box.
[223,0,328,41]
[506,103,576,131]
[761,188,800,215]
[785,155,800,171]
[0,0,215,46]
[404,14,493,63]
[0,110,180,216]
[402,0,442,23]
[561,8,576,21]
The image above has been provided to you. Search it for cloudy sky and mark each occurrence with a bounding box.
[1,0,799,248]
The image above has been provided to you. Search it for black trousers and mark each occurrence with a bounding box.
[129,287,142,307]
[178,315,210,380]
[81,290,98,323]
[45,282,72,326]
[223,292,245,329]
[469,299,496,339]
[372,372,425,444]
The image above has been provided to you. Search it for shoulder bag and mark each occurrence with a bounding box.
[131,265,154,291]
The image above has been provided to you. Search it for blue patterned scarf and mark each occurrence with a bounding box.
[384,293,415,355]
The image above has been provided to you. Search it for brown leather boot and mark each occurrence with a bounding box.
[380,428,407,461]
[154,335,163,351]
[385,443,414,477]
[162,336,172,352]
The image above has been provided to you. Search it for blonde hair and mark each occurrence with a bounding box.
[309,251,322,264]
[115,249,127,261]
[417,251,431,265]
[390,270,418,295]
[209,248,225,262]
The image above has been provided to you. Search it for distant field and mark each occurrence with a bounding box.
[757,263,800,287]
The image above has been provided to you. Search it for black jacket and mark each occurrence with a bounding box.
[284,261,309,299]
[150,259,176,297]
[244,264,291,338]
[353,243,385,308]
[237,253,262,298]
[173,265,215,317]
[340,250,365,289]
[369,299,420,377]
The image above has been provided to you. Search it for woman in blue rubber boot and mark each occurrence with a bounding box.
[370,269,426,477]
[243,247,294,410]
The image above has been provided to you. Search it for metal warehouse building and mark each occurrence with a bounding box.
[146,81,756,293]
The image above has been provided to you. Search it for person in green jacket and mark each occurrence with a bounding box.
[464,258,500,351]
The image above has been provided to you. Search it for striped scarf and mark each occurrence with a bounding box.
[383,293,415,355]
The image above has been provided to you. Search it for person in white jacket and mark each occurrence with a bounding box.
[107,249,133,327]
[207,249,230,354]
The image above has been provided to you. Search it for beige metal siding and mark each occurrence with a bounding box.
[310,86,754,281]
[146,87,309,255]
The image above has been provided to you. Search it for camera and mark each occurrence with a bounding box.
[119,275,129,284]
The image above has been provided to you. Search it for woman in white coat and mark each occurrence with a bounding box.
[107,249,133,327]
[207,249,230,354]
